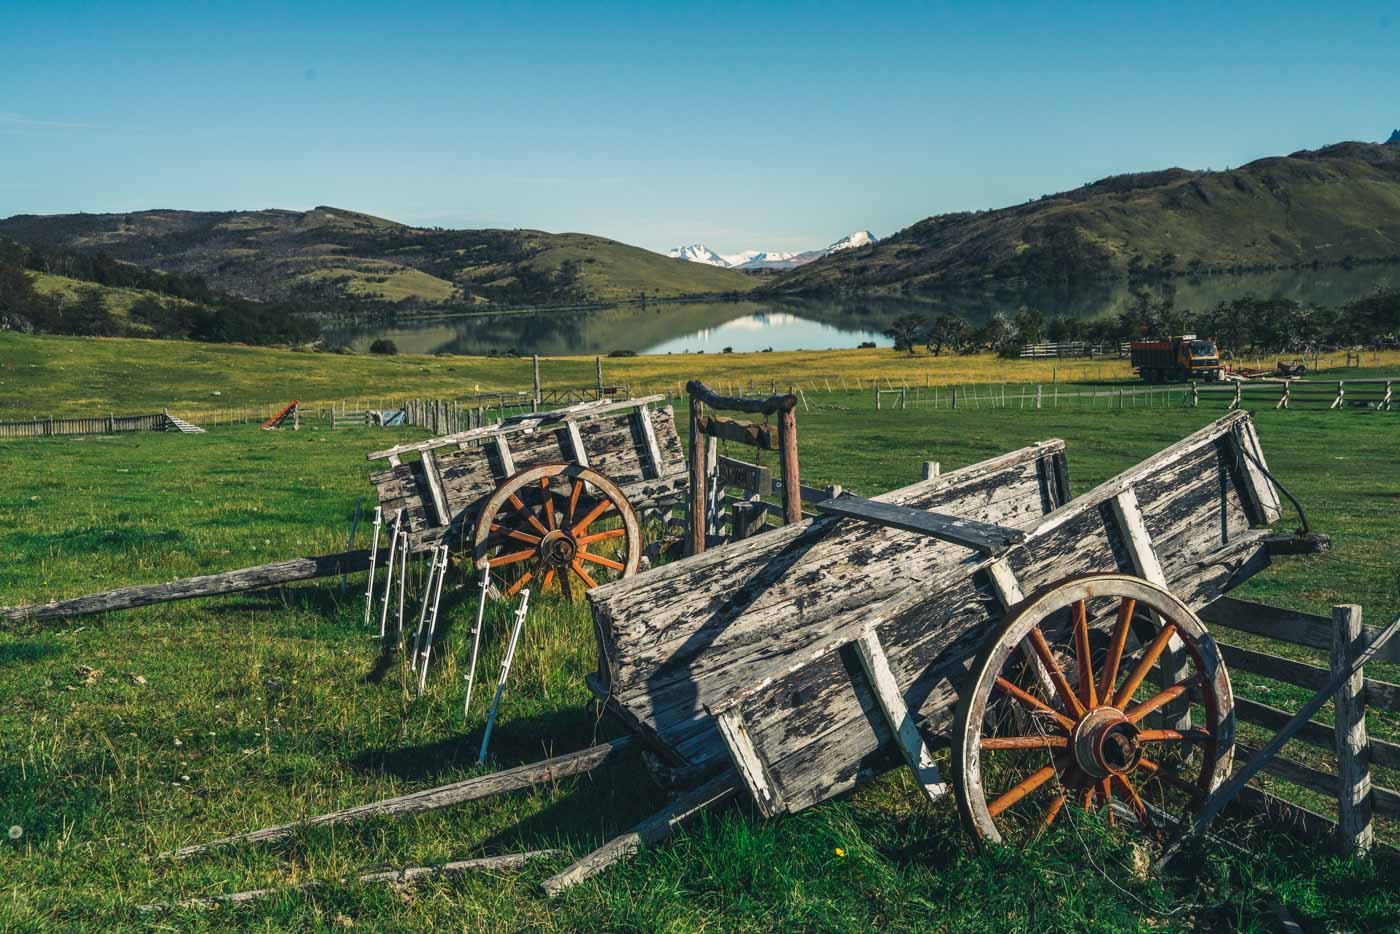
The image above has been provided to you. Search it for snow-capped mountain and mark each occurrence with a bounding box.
[664,231,878,270]
[721,249,798,268]
[828,230,877,253]
[666,244,730,266]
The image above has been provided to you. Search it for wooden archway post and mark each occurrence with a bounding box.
[685,380,800,556]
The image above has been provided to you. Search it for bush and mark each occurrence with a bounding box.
[722,346,734,353]
[858,341,877,349]
[369,338,399,355]
[607,349,637,357]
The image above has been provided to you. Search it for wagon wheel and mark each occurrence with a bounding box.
[952,573,1233,846]
[473,463,641,602]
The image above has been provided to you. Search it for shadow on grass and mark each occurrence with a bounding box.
[0,641,64,664]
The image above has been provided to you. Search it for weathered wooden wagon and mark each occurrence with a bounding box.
[365,396,689,598]
[587,410,1296,843]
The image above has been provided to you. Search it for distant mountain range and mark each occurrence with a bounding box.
[666,230,878,270]
[773,139,1400,294]
[0,207,756,308]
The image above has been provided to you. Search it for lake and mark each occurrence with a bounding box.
[326,265,1400,356]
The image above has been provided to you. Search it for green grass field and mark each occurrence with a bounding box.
[2,339,1399,930]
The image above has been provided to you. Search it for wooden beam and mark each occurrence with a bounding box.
[161,737,635,860]
[565,419,589,468]
[685,379,796,415]
[1218,643,1400,711]
[541,772,737,896]
[1232,421,1283,525]
[693,414,779,451]
[715,455,772,496]
[853,630,948,803]
[813,492,1024,555]
[1332,605,1375,852]
[418,449,452,527]
[493,434,516,477]
[1202,597,1400,665]
[1108,487,1167,586]
[778,406,802,525]
[635,405,664,480]
[140,850,561,912]
[688,395,707,556]
[4,549,372,624]
[714,711,784,816]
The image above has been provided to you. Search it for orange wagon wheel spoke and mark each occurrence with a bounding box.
[578,550,625,572]
[576,528,626,546]
[567,479,583,524]
[491,547,538,567]
[569,559,600,590]
[505,568,533,597]
[508,493,550,537]
[1111,773,1152,828]
[1112,622,1179,708]
[1098,597,1136,700]
[994,677,1076,733]
[1040,792,1068,831]
[980,735,1068,750]
[571,499,614,536]
[1025,627,1088,720]
[987,764,1059,818]
[1125,675,1201,725]
[1071,599,1097,708]
[541,476,556,530]
[489,523,540,547]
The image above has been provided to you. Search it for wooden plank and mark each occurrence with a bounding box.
[1108,487,1167,586]
[693,414,779,451]
[814,493,1025,555]
[1201,597,1400,664]
[541,772,737,896]
[1231,696,1400,770]
[1232,420,1283,525]
[4,549,372,623]
[634,405,665,480]
[1235,743,1400,820]
[852,630,948,803]
[565,419,589,467]
[715,455,772,496]
[984,557,1024,607]
[685,380,796,415]
[418,449,452,527]
[493,434,516,477]
[141,851,560,912]
[163,737,636,859]
[715,711,784,816]
[1218,642,1400,711]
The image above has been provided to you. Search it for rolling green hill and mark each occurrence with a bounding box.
[0,207,755,309]
[773,140,1400,295]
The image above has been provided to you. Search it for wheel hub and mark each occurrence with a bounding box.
[539,529,577,567]
[1071,707,1142,778]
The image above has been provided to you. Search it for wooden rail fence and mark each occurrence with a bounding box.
[1199,597,1400,853]
[0,412,170,439]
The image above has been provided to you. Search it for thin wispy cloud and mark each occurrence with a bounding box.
[0,112,94,129]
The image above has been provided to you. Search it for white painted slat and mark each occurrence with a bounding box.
[565,419,589,467]
[636,405,665,479]
[493,435,516,477]
[714,709,784,817]
[417,450,452,527]
[853,630,949,803]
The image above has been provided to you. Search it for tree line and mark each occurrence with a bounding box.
[884,289,1400,357]
[0,239,320,345]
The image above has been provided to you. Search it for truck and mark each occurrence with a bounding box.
[1129,334,1222,382]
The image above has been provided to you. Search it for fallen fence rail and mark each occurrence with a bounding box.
[0,412,171,438]
[2,549,372,624]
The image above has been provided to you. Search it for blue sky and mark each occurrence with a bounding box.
[3,1,1396,253]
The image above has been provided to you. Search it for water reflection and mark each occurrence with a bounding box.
[325,265,1400,357]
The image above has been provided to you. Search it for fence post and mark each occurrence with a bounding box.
[1331,604,1374,854]
[532,355,541,412]
[1331,380,1345,410]
[875,385,880,410]
[922,461,940,481]
[596,356,604,399]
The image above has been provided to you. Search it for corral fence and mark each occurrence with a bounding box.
[860,378,1395,412]
[0,412,170,439]
[1200,599,1400,853]
[1019,341,1129,359]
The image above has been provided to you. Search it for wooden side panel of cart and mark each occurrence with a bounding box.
[366,396,688,552]
[585,439,1075,772]
[708,411,1280,815]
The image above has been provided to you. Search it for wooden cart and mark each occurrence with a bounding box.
[587,410,1295,843]
[366,396,688,598]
